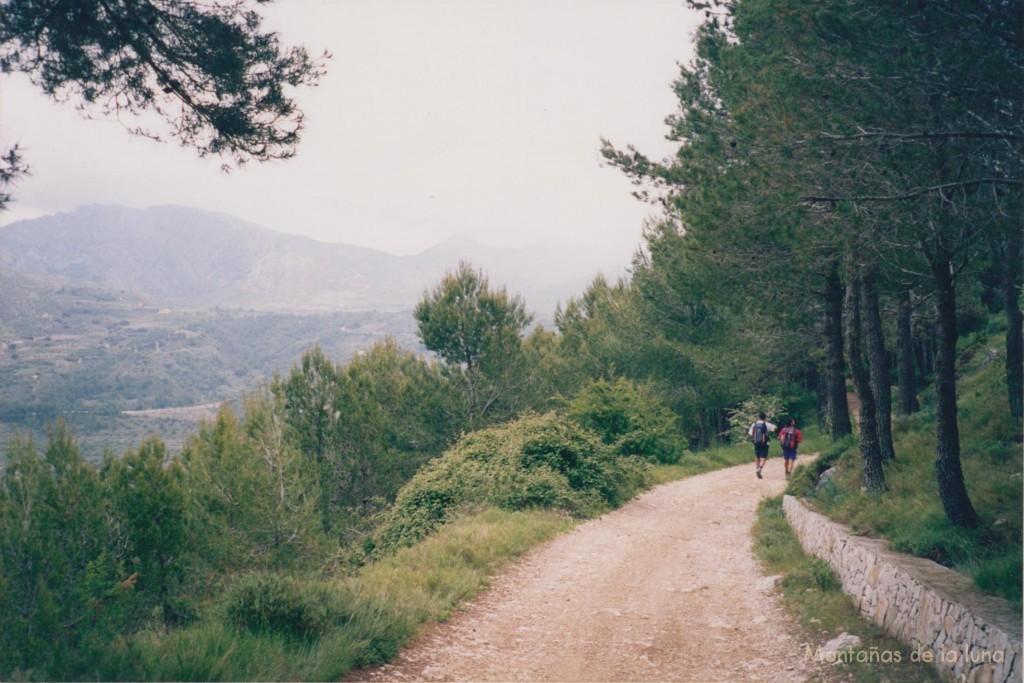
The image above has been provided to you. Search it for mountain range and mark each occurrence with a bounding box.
[0,204,632,458]
[0,204,629,317]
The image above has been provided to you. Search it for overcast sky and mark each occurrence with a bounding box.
[0,1,699,256]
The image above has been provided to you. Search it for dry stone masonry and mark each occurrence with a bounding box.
[783,495,1021,683]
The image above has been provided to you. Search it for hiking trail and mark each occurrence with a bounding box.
[353,459,839,682]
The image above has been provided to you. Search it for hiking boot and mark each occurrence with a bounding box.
[756,468,763,479]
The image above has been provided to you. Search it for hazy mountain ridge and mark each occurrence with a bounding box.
[0,204,628,317]
[0,205,418,311]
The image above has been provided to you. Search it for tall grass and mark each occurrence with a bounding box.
[97,508,571,681]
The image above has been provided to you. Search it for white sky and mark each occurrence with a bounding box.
[0,0,699,256]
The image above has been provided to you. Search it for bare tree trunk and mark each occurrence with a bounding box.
[845,274,886,492]
[715,408,729,446]
[896,289,920,416]
[464,359,482,429]
[861,269,896,460]
[929,251,979,528]
[816,369,828,430]
[1005,274,1023,419]
[1000,231,1023,418]
[915,330,935,384]
[825,260,853,439]
[698,411,711,449]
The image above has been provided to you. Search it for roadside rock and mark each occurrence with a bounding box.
[819,630,860,655]
[815,466,840,492]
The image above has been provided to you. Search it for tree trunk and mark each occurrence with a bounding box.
[698,410,711,449]
[930,252,979,528]
[845,274,886,492]
[464,360,482,429]
[860,269,896,460]
[896,289,920,416]
[1001,232,1023,418]
[715,408,729,446]
[816,371,829,431]
[915,330,935,384]
[825,260,854,439]
[1005,276,1023,419]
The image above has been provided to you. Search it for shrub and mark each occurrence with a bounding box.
[370,412,650,554]
[566,377,683,464]
[223,572,349,640]
[500,465,584,512]
[518,414,647,508]
[808,557,842,592]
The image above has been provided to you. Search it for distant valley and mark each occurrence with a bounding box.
[0,268,420,458]
[0,205,629,458]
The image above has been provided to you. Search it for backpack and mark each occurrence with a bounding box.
[781,427,797,450]
[752,421,769,445]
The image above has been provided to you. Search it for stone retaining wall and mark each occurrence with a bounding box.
[783,495,1021,683]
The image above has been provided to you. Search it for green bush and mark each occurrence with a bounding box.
[370,412,650,554]
[500,465,583,512]
[518,414,643,506]
[223,572,349,640]
[0,428,199,680]
[566,377,683,464]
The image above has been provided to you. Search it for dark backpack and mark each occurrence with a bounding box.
[781,427,797,449]
[753,421,769,445]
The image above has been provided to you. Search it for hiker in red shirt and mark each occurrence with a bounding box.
[779,418,803,479]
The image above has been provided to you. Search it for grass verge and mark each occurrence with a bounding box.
[648,438,752,485]
[104,508,573,681]
[754,495,940,682]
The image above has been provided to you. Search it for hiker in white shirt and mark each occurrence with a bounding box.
[748,412,776,479]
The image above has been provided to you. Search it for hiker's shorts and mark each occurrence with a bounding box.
[754,442,769,458]
[782,448,798,460]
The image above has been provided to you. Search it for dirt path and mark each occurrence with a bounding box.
[354,460,835,682]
